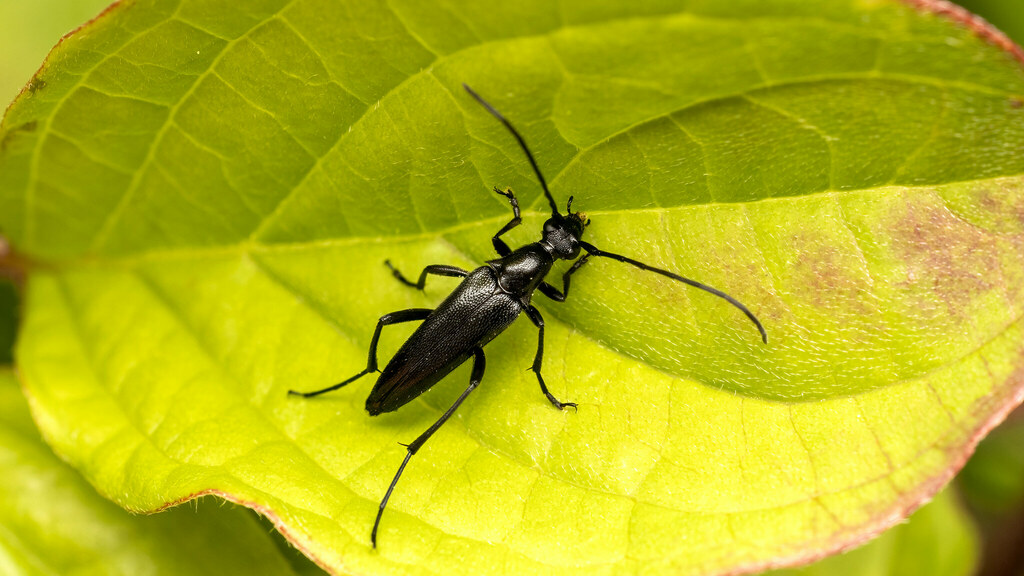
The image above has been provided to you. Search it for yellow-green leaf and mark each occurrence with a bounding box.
[2,1,1023,575]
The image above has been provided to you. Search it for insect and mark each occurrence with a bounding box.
[289,84,768,547]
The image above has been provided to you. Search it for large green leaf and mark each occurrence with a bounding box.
[2,1,1023,574]
[0,369,302,575]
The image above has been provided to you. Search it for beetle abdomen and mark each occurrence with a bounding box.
[366,267,522,415]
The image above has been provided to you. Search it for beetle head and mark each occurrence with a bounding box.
[543,196,591,259]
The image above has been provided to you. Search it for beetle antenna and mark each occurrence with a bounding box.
[463,84,560,216]
[579,241,768,343]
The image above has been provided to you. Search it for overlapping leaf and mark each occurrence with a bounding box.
[0,369,303,575]
[1,1,1023,574]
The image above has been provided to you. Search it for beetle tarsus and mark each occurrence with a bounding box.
[385,261,469,291]
[549,396,578,411]
[287,367,376,398]
[492,187,521,257]
[384,260,420,289]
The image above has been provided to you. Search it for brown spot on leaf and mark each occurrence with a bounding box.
[890,196,1002,318]
[27,78,46,94]
[1011,97,1024,110]
[956,182,1024,308]
[788,232,875,315]
[977,184,1024,230]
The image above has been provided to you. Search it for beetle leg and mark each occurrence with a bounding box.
[538,254,591,302]
[491,187,521,257]
[287,308,432,398]
[384,261,467,290]
[524,305,577,411]
[372,347,485,547]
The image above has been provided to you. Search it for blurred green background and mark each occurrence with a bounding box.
[0,1,1022,575]
[956,0,1024,45]
[0,0,114,106]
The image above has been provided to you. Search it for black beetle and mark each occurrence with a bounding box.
[290,84,767,547]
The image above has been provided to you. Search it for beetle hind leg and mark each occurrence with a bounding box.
[371,347,486,547]
[288,308,432,398]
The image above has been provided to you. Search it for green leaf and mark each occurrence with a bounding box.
[765,488,979,576]
[0,368,303,575]
[3,1,1024,574]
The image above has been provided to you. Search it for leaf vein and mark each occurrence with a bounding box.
[87,2,301,253]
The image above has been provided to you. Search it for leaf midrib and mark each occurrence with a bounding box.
[15,173,1020,271]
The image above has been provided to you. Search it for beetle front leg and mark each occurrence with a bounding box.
[538,254,591,302]
[288,308,432,398]
[385,262,467,290]
[524,305,577,411]
[491,187,521,257]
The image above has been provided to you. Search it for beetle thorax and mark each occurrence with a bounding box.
[488,246,552,297]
